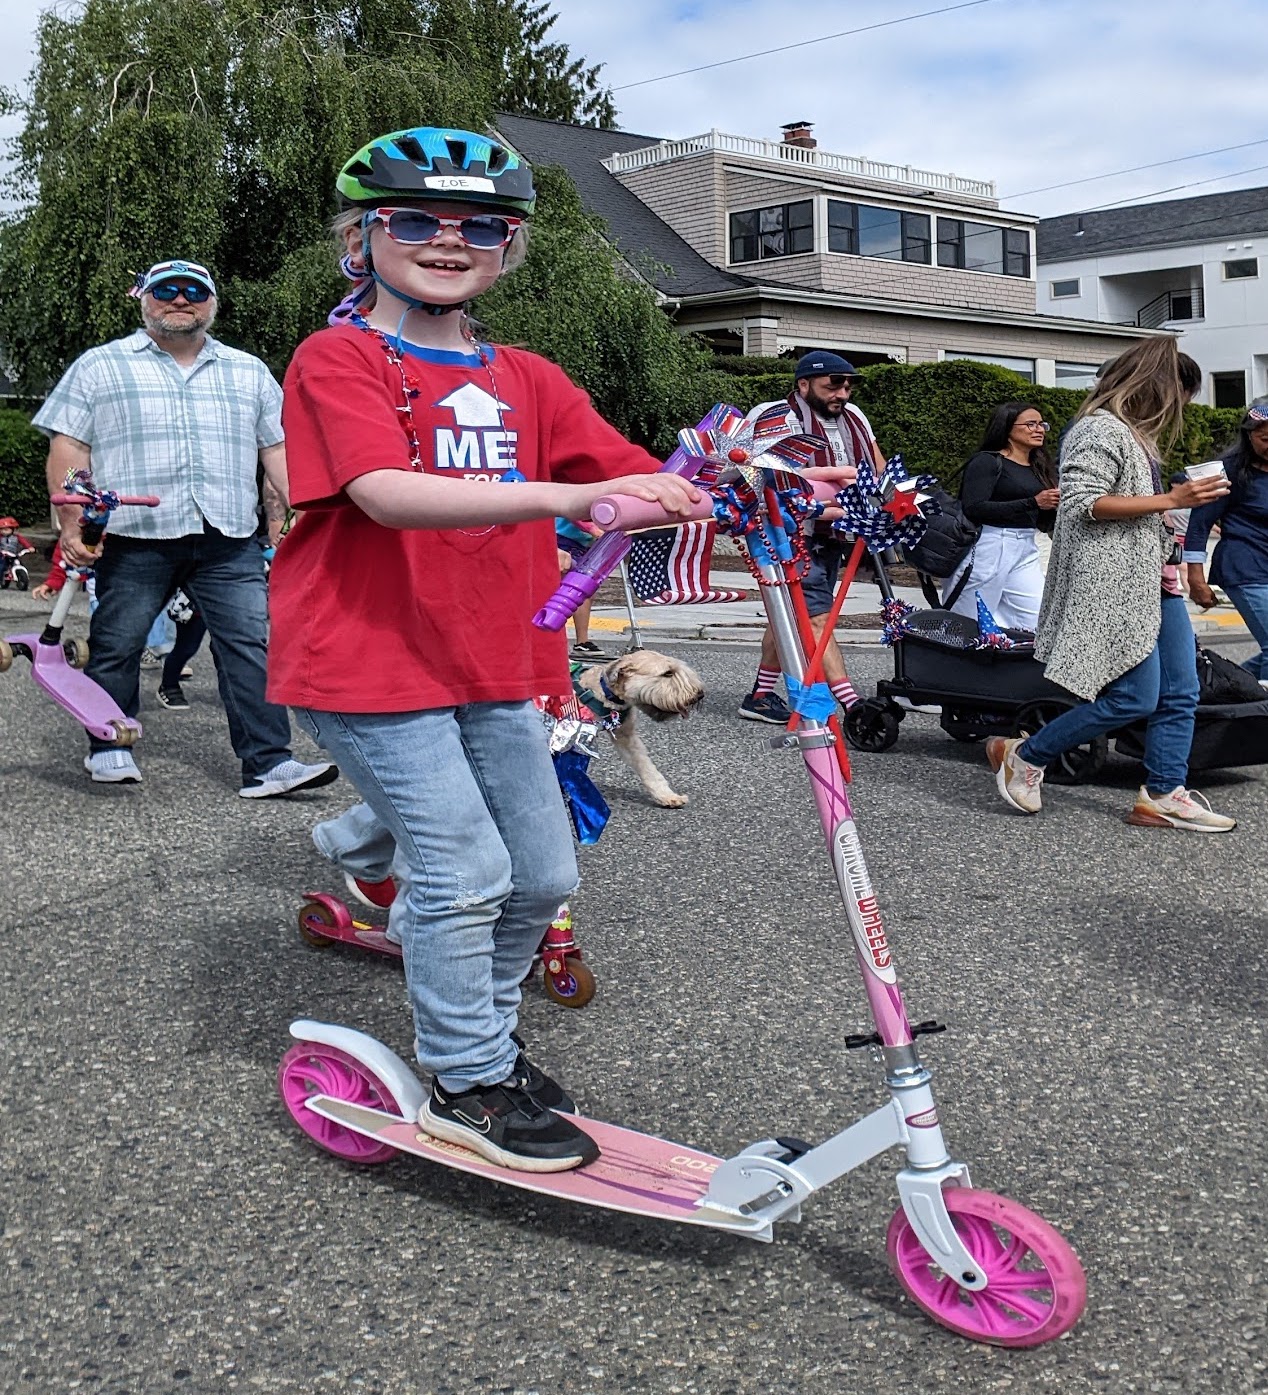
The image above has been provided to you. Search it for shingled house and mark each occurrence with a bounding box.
[493,113,1156,387]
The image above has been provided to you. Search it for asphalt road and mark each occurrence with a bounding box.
[2,591,1265,1395]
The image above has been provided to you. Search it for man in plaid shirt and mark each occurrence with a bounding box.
[34,258,339,796]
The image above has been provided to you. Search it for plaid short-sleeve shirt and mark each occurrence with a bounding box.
[33,329,284,540]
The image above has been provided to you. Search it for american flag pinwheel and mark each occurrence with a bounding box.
[832,452,938,554]
[677,403,827,491]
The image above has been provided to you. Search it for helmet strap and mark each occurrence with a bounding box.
[361,222,465,325]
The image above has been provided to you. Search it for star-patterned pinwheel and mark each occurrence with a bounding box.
[832,452,938,554]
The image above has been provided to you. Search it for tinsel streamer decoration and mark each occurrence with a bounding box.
[552,749,611,845]
[971,593,1018,651]
[881,597,916,646]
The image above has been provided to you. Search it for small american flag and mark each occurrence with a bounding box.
[626,522,749,606]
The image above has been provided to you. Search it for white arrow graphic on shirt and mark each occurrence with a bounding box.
[435,383,512,427]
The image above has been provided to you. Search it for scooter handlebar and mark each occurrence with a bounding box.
[590,478,840,532]
[51,493,161,508]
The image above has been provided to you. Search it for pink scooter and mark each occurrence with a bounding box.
[279,418,1086,1346]
[297,892,597,1007]
[0,476,158,744]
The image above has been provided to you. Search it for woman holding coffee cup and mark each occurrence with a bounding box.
[1184,400,1268,681]
[986,338,1237,831]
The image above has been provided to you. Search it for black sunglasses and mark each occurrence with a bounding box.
[150,282,212,303]
[823,374,856,388]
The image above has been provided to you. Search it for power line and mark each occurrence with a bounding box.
[1078,160,1268,214]
[1003,137,1268,200]
[612,0,1002,92]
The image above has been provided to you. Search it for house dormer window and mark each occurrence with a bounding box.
[826,201,931,263]
[937,219,1031,277]
[729,200,814,263]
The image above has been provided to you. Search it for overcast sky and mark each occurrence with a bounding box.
[0,0,1263,220]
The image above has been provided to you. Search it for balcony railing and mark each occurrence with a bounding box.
[1136,287,1204,328]
[601,130,997,200]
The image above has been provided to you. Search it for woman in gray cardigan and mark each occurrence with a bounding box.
[985,339,1236,831]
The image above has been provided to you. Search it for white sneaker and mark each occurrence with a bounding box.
[985,735,1043,814]
[1127,786,1236,833]
[239,758,339,799]
[84,750,142,784]
[139,647,164,669]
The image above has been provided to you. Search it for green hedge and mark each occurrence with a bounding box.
[699,359,1245,487]
[3,360,1245,520]
[0,410,49,525]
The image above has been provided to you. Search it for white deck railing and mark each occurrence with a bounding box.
[602,130,996,200]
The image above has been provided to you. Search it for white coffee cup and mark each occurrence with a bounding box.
[1187,461,1227,482]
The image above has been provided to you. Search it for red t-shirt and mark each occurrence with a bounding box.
[267,325,659,712]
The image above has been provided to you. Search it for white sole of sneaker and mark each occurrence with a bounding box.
[994,762,1039,814]
[83,758,141,784]
[239,766,340,799]
[737,708,785,725]
[417,1101,593,1173]
[1126,808,1235,833]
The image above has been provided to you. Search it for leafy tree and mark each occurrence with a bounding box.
[476,167,711,452]
[0,0,615,390]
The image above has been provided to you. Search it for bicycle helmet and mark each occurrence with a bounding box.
[0,517,18,528]
[337,128,535,216]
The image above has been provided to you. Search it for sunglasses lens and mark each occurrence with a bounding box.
[385,209,443,243]
[460,215,512,248]
[152,283,209,302]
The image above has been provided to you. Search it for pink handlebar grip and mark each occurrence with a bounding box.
[592,478,839,533]
[52,493,160,507]
[589,493,716,531]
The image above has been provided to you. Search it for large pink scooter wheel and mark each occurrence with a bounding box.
[278,1042,403,1164]
[887,1187,1086,1346]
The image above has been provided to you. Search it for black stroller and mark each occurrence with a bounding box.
[845,571,1268,784]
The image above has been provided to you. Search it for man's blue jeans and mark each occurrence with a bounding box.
[1223,583,1268,679]
[87,529,292,777]
[1020,594,1199,793]
[294,702,578,1089]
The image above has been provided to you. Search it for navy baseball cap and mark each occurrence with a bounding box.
[794,351,858,380]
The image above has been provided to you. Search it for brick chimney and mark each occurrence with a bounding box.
[780,121,816,150]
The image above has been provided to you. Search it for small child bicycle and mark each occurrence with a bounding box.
[278,411,1086,1347]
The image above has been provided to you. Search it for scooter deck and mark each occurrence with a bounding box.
[305,1096,774,1240]
[7,633,139,740]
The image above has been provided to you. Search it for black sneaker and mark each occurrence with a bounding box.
[419,1077,599,1172]
[569,639,610,661]
[156,684,190,711]
[510,1032,576,1113]
[738,690,792,724]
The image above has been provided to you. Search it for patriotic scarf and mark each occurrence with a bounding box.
[785,392,874,471]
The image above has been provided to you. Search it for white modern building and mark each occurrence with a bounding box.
[1037,186,1268,406]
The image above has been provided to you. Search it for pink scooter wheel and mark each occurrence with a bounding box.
[887,1187,1086,1346]
[278,1043,402,1164]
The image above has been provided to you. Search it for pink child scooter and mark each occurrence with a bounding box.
[0,474,158,744]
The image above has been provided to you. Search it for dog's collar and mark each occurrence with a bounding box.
[569,662,626,724]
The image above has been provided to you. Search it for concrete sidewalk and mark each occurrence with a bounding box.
[587,570,1253,647]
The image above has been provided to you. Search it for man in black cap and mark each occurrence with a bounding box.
[738,351,887,723]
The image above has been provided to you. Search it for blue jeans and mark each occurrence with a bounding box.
[1020,594,1198,793]
[1223,583,1268,679]
[87,529,292,776]
[294,702,578,1089]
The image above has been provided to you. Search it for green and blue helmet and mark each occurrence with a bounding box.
[336,127,535,216]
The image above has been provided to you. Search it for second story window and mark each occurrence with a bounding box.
[937,219,1031,278]
[729,200,814,263]
[827,201,931,263]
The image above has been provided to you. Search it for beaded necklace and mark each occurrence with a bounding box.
[349,312,517,536]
